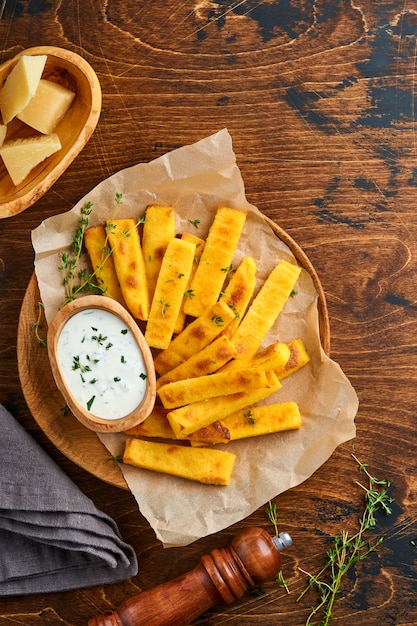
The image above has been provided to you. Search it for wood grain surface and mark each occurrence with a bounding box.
[1,1,416,625]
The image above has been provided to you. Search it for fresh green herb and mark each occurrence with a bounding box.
[121,329,128,335]
[106,342,113,351]
[184,289,195,299]
[58,203,98,303]
[103,454,123,464]
[72,355,92,374]
[139,372,147,380]
[89,378,98,384]
[290,289,298,297]
[91,332,108,345]
[221,264,233,273]
[32,302,47,347]
[298,454,393,625]
[86,396,96,411]
[244,409,256,425]
[113,376,121,382]
[58,194,127,306]
[176,272,185,279]
[211,315,224,326]
[265,501,290,593]
[160,300,171,316]
[121,355,126,363]
[189,219,200,228]
[60,405,69,416]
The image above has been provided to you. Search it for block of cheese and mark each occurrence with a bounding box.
[0,54,47,124]
[0,125,6,146]
[0,133,62,185]
[17,79,75,134]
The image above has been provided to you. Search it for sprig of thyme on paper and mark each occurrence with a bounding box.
[58,194,127,306]
[297,454,393,625]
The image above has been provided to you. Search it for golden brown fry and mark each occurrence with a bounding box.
[183,207,247,318]
[123,438,236,486]
[231,259,301,357]
[145,237,196,349]
[154,299,236,375]
[219,340,290,374]
[223,401,302,440]
[158,367,271,409]
[174,232,205,335]
[156,335,237,389]
[167,370,281,438]
[142,205,176,302]
[106,218,149,321]
[219,256,257,338]
[84,225,126,305]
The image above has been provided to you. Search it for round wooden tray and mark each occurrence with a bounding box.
[17,218,330,491]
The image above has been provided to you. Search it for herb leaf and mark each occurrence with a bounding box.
[297,454,394,625]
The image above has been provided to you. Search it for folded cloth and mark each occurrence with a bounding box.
[0,404,138,595]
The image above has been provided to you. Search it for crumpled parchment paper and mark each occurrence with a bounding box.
[32,129,358,547]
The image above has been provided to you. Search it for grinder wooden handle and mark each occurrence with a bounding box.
[88,526,291,626]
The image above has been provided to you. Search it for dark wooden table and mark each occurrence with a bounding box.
[1,1,416,624]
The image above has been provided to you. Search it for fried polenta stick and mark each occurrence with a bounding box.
[183,207,247,318]
[106,218,149,321]
[167,370,281,438]
[84,225,126,305]
[145,237,196,349]
[223,401,302,440]
[219,340,290,374]
[174,232,205,335]
[154,299,236,375]
[219,256,257,338]
[158,367,271,409]
[231,259,301,357]
[123,438,236,486]
[142,205,176,302]
[156,335,237,389]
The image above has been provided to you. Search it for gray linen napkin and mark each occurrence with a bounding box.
[0,404,138,595]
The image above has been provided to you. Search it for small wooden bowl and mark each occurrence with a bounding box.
[47,296,156,433]
[0,46,101,219]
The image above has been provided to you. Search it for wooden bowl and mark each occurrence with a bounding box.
[47,295,156,433]
[0,46,101,219]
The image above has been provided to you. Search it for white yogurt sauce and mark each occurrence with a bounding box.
[57,308,148,420]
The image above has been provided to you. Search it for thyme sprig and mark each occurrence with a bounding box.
[297,454,393,625]
[265,500,290,593]
[58,194,130,306]
[32,301,47,347]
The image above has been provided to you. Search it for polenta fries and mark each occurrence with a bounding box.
[80,203,311,487]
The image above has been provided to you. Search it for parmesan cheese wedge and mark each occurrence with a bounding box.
[0,133,62,186]
[0,54,47,124]
[17,79,75,134]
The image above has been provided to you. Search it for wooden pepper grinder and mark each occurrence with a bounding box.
[89,527,292,626]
